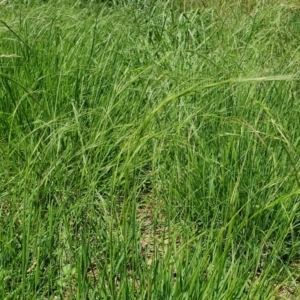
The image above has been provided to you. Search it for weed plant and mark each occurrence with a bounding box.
[1,0,300,299]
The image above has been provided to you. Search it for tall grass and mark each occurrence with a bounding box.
[1,0,300,298]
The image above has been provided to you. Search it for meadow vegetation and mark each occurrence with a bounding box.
[1,0,300,298]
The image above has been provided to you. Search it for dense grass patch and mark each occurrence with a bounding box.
[1,0,300,298]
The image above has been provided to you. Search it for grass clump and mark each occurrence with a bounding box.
[1,0,300,299]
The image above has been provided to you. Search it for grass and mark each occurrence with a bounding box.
[1,0,300,299]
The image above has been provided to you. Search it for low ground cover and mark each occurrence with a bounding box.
[1,0,300,298]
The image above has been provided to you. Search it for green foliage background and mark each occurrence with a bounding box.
[1,0,300,298]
